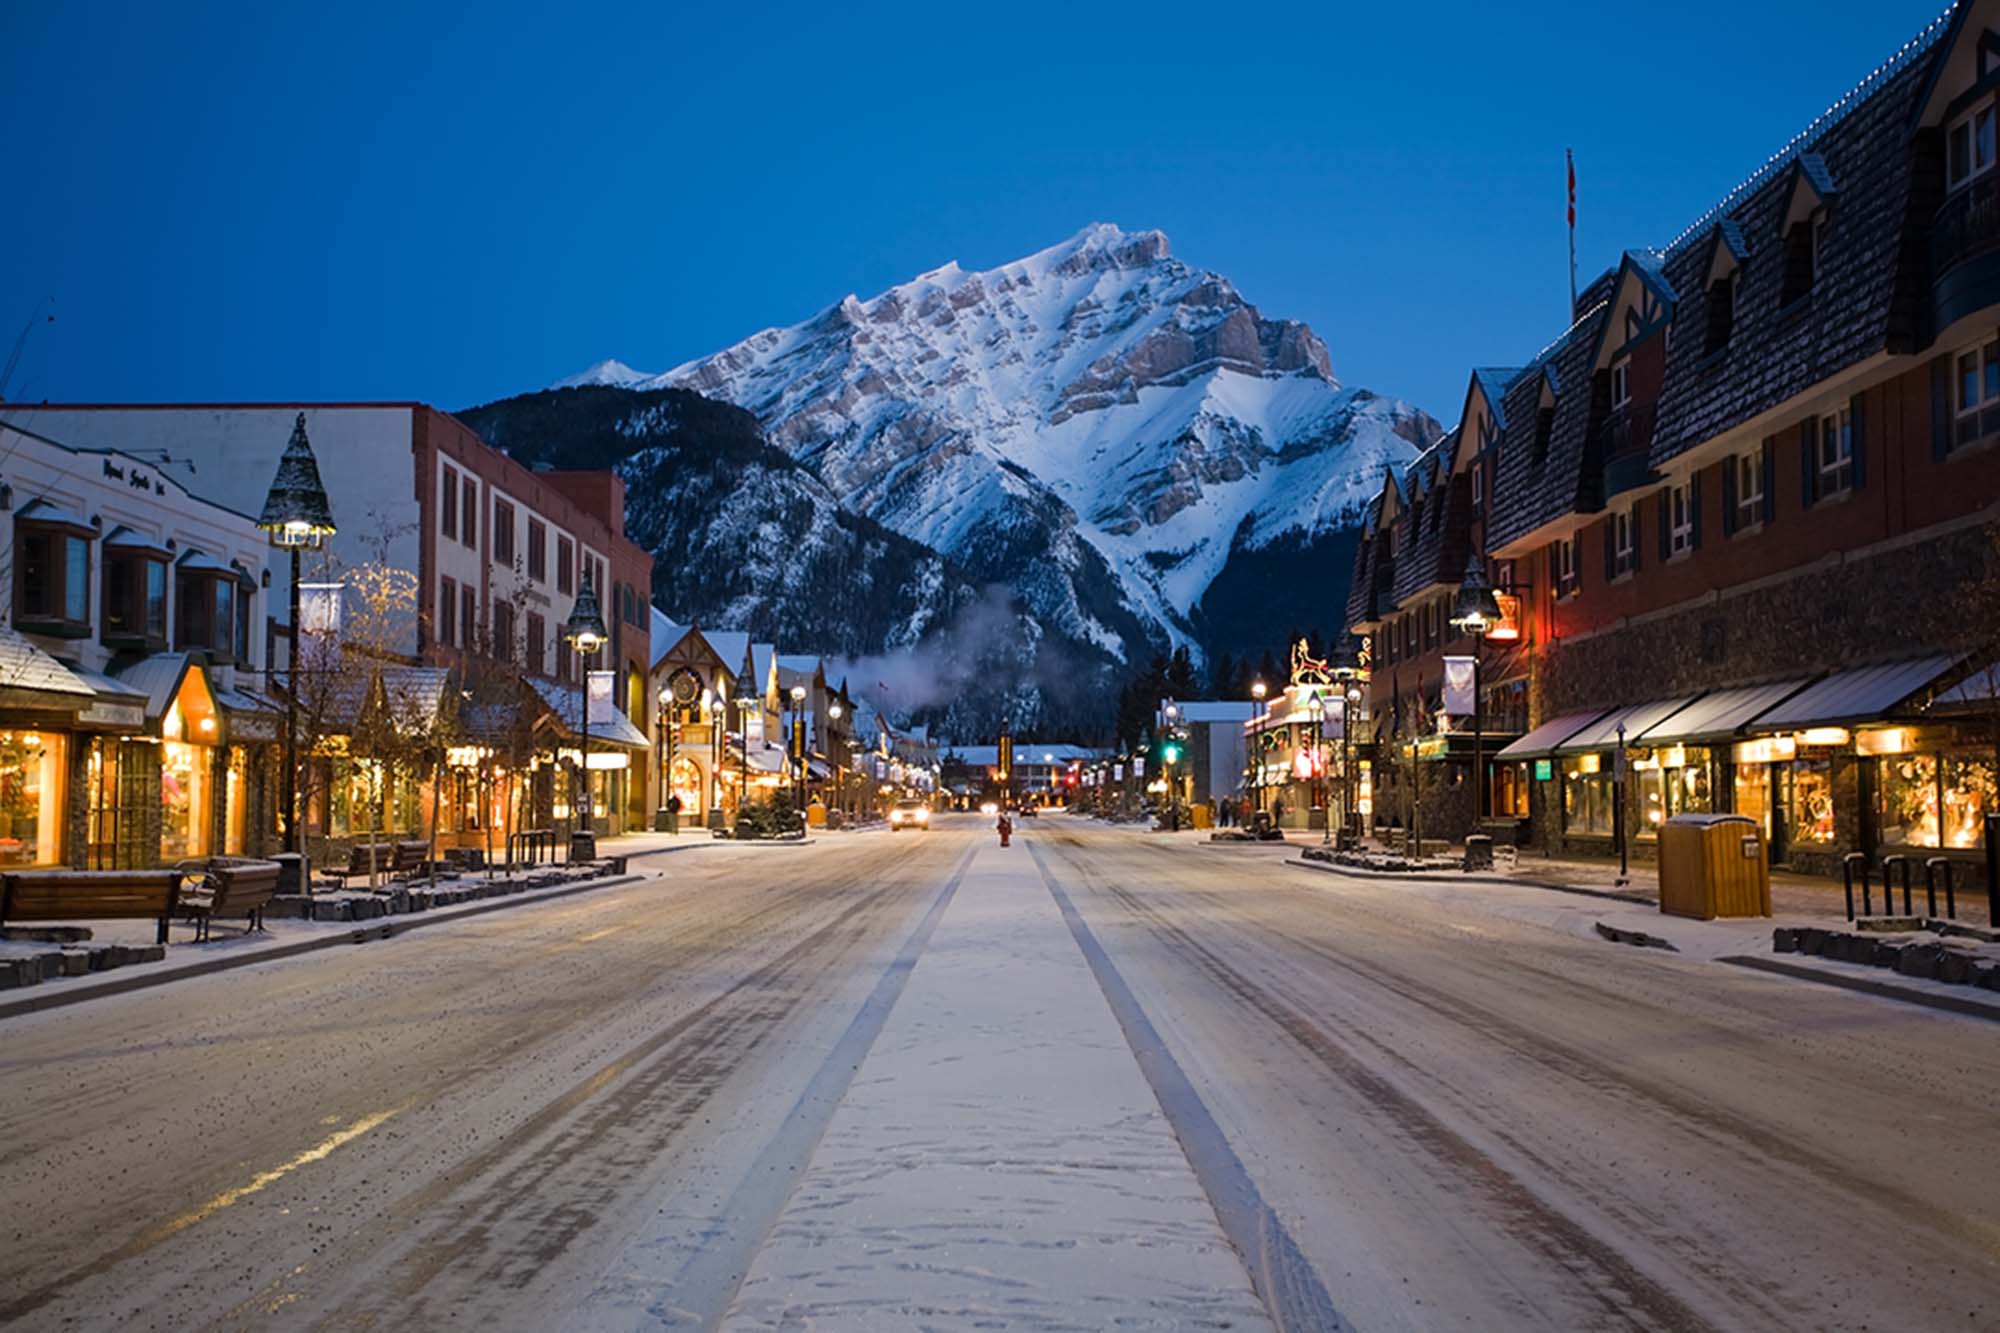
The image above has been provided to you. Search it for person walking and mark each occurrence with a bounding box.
[996,810,1014,847]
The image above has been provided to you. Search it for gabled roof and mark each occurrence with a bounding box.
[111,651,200,722]
[1471,367,1525,433]
[704,630,750,674]
[649,607,688,667]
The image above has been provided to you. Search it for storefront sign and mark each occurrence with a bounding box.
[76,700,145,730]
[1534,758,1553,781]
[1415,735,1450,760]
[1488,592,1522,642]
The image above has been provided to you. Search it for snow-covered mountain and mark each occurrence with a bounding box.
[561,224,1439,669]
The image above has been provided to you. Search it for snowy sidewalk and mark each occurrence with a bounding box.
[722,842,1270,1331]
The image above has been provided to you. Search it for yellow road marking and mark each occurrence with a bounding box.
[578,926,621,943]
[152,1107,403,1242]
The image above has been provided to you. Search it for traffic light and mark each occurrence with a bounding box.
[1162,743,1181,764]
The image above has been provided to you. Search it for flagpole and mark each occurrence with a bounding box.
[1567,148,1578,318]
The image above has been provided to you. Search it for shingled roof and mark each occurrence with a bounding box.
[1650,49,1938,464]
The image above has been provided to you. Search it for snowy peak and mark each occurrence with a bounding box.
[552,224,1439,673]
[555,358,648,389]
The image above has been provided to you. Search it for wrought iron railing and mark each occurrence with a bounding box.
[1934,174,2000,276]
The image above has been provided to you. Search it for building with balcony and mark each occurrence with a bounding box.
[1344,1,2000,881]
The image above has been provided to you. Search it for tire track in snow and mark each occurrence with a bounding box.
[1025,839,1352,1333]
[1040,830,1711,1333]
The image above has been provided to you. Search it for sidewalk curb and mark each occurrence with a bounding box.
[1289,854,1653,905]
[0,871,648,1022]
[1720,954,2000,1023]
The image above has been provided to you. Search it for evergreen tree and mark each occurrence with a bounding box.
[1256,648,1281,691]
[1209,650,1238,699]
[1167,645,1197,696]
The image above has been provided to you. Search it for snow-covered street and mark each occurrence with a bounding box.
[0,816,1994,1330]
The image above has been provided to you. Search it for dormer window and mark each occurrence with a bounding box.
[1778,158,1834,308]
[1781,217,1820,305]
[1610,361,1631,410]
[1948,101,1997,191]
[1471,459,1484,512]
[1705,274,1737,354]
[12,499,93,638]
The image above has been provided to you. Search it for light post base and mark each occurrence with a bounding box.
[569,830,598,862]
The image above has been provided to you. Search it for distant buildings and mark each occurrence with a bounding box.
[1346,2,2000,881]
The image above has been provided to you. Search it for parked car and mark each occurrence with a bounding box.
[890,799,931,831]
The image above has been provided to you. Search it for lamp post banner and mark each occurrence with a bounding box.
[1442,656,1477,717]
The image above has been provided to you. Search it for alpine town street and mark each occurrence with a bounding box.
[0,819,1991,1329]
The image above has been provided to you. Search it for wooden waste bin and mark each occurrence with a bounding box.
[1659,813,1771,920]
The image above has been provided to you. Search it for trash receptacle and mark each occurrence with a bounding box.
[1659,813,1771,920]
[1191,803,1213,830]
[1464,834,1494,872]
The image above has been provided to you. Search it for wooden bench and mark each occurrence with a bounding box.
[177,858,282,941]
[1,869,183,945]
[393,840,429,878]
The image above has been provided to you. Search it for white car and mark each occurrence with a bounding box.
[890,800,931,831]
[978,801,1000,816]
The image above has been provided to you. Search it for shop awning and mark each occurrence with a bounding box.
[1746,654,1964,732]
[1556,695,1705,753]
[1633,678,1816,743]
[1493,709,1607,760]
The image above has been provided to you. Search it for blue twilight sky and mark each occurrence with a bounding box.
[0,0,1947,426]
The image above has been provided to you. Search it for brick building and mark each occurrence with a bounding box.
[1346,2,2000,883]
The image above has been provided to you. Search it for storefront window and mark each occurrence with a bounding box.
[1787,756,1836,846]
[1878,754,1940,848]
[1563,758,1614,835]
[1734,764,1771,838]
[87,738,152,869]
[1633,747,1712,836]
[1942,754,1996,849]
[0,731,65,866]
[161,737,211,862]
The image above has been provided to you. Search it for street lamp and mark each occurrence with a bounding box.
[1308,694,1327,841]
[1250,679,1268,820]
[1344,681,1363,841]
[789,684,807,813]
[562,570,608,861]
[657,685,674,832]
[829,700,844,816]
[256,413,337,876]
[1450,553,1503,833]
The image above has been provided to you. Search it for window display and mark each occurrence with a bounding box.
[0,731,63,866]
[1786,756,1836,846]
[1941,754,1996,849]
[1563,759,1614,835]
[1635,747,1712,834]
[1877,750,1996,850]
[1878,753,1940,848]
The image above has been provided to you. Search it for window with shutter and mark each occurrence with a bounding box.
[1817,408,1853,495]
[1668,480,1695,557]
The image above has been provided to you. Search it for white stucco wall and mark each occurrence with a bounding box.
[0,423,274,689]
[5,407,422,650]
